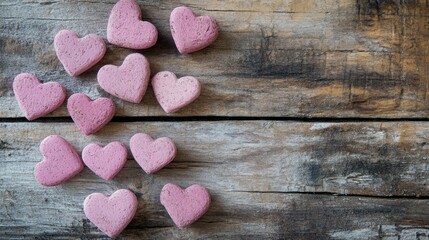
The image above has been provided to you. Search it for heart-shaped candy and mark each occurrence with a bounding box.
[84,189,137,238]
[13,73,66,121]
[152,71,201,113]
[130,133,176,174]
[107,0,158,49]
[97,53,150,103]
[34,135,83,186]
[160,183,211,228]
[82,142,128,180]
[67,93,115,135]
[170,6,219,54]
[54,30,106,77]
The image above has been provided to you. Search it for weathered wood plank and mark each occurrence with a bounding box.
[2,121,429,238]
[2,121,429,197]
[2,0,429,118]
[2,188,429,239]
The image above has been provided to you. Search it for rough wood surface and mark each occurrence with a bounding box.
[2,0,429,118]
[2,190,429,239]
[3,0,429,239]
[1,121,429,239]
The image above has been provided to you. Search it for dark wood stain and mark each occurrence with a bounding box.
[0,140,13,150]
[299,124,426,196]
[241,28,326,79]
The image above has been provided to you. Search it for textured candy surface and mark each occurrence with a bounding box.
[98,53,150,103]
[130,133,176,174]
[152,71,201,113]
[67,93,115,135]
[84,189,138,237]
[82,142,128,180]
[170,6,219,54]
[54,30,106,77]
[34,135,83,186]
[160,183,211,228]
[13,73,66,120]
[107,0,158,49]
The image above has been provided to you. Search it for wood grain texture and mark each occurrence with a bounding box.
[2,1,429,239]
[1,121,429,239]
[2,0,429,118]
[2,190,429,239]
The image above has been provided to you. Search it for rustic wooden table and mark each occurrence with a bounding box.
[2,0,429,239]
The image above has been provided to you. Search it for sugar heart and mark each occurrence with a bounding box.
[67,93,115,135]
[54,30,106,77]
[82,142,128,180]
[13,73,66,121]
[84,189,137,238]
[170,6,219,54]
[152,71,201,113]
[34,135,83,186]
[107,0,158,49]
[129,133,176,174]
[160,183,210,228]
[97,53,150,103]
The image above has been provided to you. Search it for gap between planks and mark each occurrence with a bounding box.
[3,116,429,123]
[228,190,429,201]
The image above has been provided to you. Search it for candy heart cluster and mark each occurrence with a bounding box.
[13,0,219,237]
[34,134,210,237]
[85,184,210,238]
[13,0,220,134]
[35,134,176,185]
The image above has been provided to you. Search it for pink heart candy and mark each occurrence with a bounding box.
[67,93,115,135]
[13,73,66,121]
[54,30,107,77]
[107,0,158,49]
[170,6,219,54]
[82,142,128,180]
[34,135,83,186]
[129,133,176,174]
[84,189,137,238]
[152,71,201,113]
[160,183,211,228]
[97,53,150,103]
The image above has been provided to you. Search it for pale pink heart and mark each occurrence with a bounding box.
[129,133,176,174]
[13,73,66,121]
[54,30,106,77]
[170,6,219,54]
[82,142,128,180]
[97,53,150,103]
[84,189,137,238]
[160,183,211,228]
[67,93,115,135]
[152,71,201,113]
[107,0,158,49]
[34,135,84,186]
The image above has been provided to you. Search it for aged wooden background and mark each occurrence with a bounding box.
[2,0,429,239]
